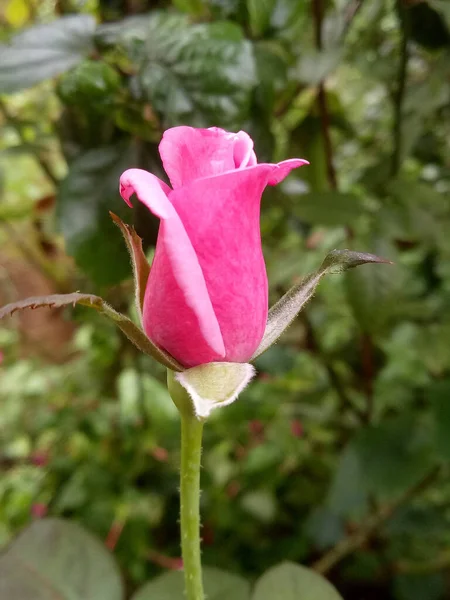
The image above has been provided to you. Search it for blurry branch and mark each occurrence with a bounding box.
[395,551,450,575]
[0,99,59,186]
[391,0,410,176]
[312,0,338,191]
[312,466,441,575]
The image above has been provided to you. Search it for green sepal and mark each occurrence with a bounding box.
[253,249,392,359]
[168,362,255,420]
[0,292,184,372]
[110,211,150,325]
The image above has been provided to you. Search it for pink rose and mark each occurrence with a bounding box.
[120,126,307,368]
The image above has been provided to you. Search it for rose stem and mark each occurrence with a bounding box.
[180,412,205,600]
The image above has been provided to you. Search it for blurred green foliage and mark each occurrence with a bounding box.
[1,0,450,598]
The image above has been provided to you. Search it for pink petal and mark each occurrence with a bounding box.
[159,126,236,189]
[267,158,310,186]
[233,131,257,168]
[120,169,225,365]
[159,126,260,189]
[169,161,305,363]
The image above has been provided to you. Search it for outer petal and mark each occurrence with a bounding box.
[267,158,309,185]
[119,169,225,366]
[168,160,305,362]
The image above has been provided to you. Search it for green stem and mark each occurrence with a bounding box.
[180,414,204,600]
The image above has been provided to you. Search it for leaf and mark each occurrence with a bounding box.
[57,144,135,286]
[173,362,255,419]
[252,562,343,600]
[394,573,446,600]
[430,380,450,461]
[97,14,256,128]
[247,0,277,37]
[354,416,435,500]
[172,0,207,16]
[289,191,368,226]
[0,518,123,600]
[326,444,368,518]
[345,236,401,335]
[0,292,184,371]
[0,15,96,94]
[132,567,250,600]
[293,49,343,86]
[432,0,450,30]
[110,212,150,325]
[252,249,392,359]
[5,0,30,28]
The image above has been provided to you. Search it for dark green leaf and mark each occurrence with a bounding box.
[0,518,123,600]
[430,380,450,461]
[394,573,446,600]
[57,144,135,286]
[290,191,368,226]
[326,444,368,518]
[252,562,343,600]
[247,0,277,37]
[253,249,391,359]
[0,15,96,94]
[0,292,184,371]
[132,567,250,600]
[98,14,256,128]
[354,416,435,500]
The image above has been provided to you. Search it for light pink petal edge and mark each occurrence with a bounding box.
[119,168,225,359]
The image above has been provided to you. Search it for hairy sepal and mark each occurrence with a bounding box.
[110,212,150,325]
[252,249,392,359]
[171,362,256,420]
[0,292,183,371]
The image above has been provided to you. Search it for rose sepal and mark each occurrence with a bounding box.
[167,362,255,420]
[253,249,393,360]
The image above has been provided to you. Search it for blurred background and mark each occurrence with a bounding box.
[1,0,450,598]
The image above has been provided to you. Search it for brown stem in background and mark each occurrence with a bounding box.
[312,0,338,191]
[312,466,441,575]
[391,0,409,177]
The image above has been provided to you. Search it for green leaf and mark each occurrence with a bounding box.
[394,573,446,600]
[354,416,435,500]
[247,0,277,37]
[290,191,368,226]
[293,49,343,86]
[0,518,123,600]
[57,144,135,286]
[345,233,401,335]
[252,562,343,600]
[132,567,250,600]
[253,249,391,359]
[0,292,184,371]
[110,212,150,325]
[172,362,255,420]
[430,380,450,461]
[0,15,96,94]
[172,0,207,16]
[326,444,368,518]
[98,14,256,128]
